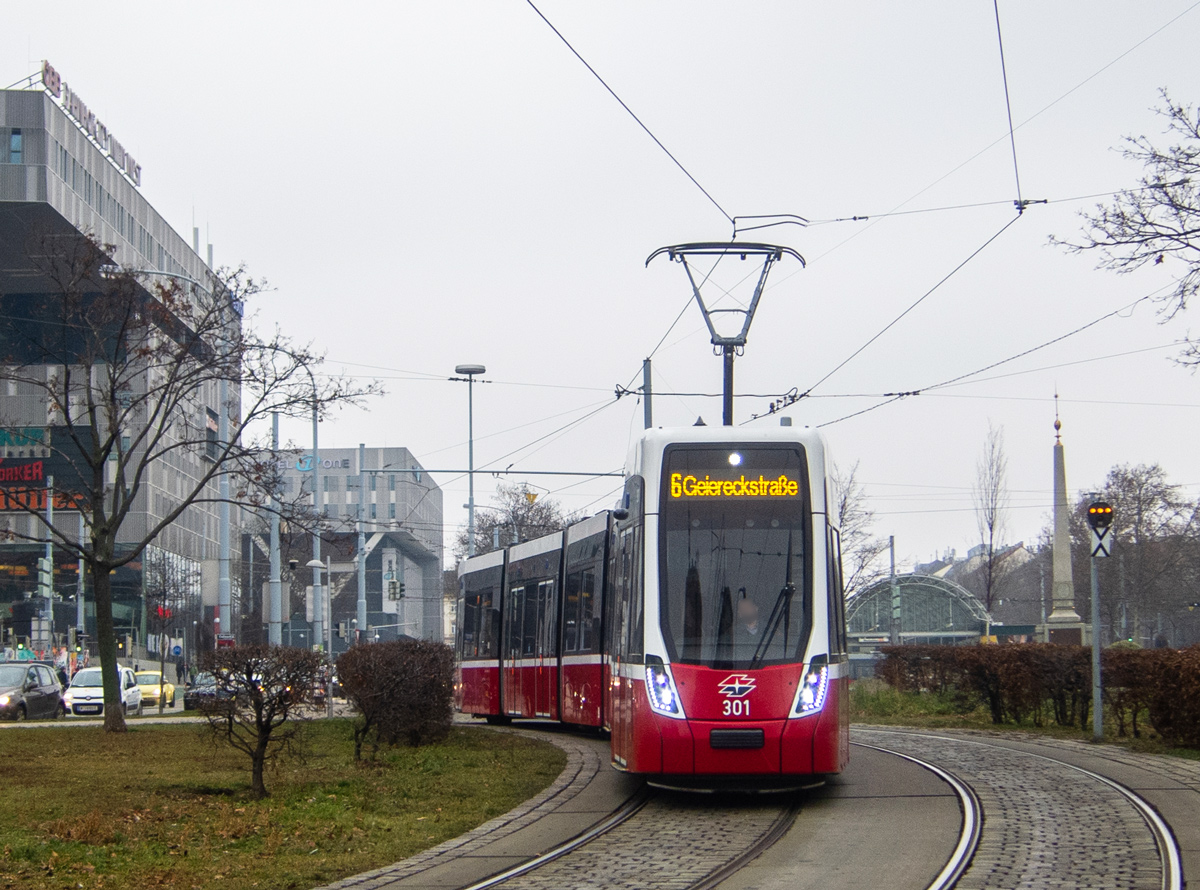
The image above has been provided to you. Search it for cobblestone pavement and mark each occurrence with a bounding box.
[856,728,1172,890]
[492,792,792,890]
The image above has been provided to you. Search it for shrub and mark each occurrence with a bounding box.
[200,644,326,798]
[1143,646,1200,748]
[338,638,455,760]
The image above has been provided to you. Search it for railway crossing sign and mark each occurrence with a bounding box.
[1087,501,1114,558]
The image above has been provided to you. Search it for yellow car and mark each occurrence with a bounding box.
[134,671,176,708]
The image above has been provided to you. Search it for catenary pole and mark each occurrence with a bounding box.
[357,443,367,643]
[268,412,282,646]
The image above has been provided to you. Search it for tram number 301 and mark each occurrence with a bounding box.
[722,699,751,717]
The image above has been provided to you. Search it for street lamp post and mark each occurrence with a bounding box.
[453,364,486,557]
[306,557,335,719]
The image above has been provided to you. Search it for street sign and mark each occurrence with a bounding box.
[1090,526,1113,558]
[171,645,182,656]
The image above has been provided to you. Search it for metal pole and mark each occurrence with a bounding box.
[643,358,653,429]
[889,535,900,645]
[268,412,282,646]
[357,443,367,644]
[76,512,85,633]
[722,346,735,426]
[1091,556,1103,741]
[467,373,476,557]
[44,475,54,649]
[311,388,322,652]
[326,556,333,718]
[218,377,231,643]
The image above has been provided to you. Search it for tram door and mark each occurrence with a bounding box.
[534,579,556,718]
[503,577,558,718]
[502,583,527,716]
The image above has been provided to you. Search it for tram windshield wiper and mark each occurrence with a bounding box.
[750,582,794,668]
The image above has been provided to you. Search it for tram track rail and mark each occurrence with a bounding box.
[460,786,653,890]
[854,741,982,890]
[456,745,977,890]
[860,729,1185,890]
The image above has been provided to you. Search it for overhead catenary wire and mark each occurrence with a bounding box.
[525,0,733,225]
[992,0,1025,212]
[800,213,1023,399]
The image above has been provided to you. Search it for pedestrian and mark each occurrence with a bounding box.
[175,658,185,684]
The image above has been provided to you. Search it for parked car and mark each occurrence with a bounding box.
[135,671,176,707]
[0,662,65,720]
[64,665,143,717]
[183,672,234,713]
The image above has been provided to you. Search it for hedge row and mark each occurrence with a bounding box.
[875,644,1200,747]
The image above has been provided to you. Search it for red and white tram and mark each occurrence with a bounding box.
[455,425,850,782]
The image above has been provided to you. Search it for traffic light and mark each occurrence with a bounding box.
[36,557,52,597]
[387,580,405,599]
[1087,501,1114,531]
[336,621,347,640]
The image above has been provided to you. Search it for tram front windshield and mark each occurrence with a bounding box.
[659,446,811,669]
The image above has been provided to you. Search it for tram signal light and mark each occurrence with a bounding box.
[1087,502,1114,531]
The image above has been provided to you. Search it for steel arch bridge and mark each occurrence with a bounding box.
[846,573,992,646]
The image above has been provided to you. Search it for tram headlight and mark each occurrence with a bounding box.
[645,662,686,719]
[790,664,829,718]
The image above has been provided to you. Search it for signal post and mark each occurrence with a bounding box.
[1087,501,1114,742]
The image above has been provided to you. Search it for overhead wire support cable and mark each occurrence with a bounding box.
[993,0,1026,212]
[799,214,1023,399]
[525,0,733,225]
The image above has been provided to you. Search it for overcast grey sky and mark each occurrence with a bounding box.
[6,1,1200,568]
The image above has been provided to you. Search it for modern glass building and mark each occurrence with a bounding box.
[0,64,236,654]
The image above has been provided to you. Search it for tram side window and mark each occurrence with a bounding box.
[578,568,596,653]
[460,588,499,659]
[564,568,598,654]
[564,571,581,653]
[460,591,478,658]
[522,583,538,656]
[628,526,644,659]
[506,585,525,658]
[827,527,847,656]
[538,580,556,656]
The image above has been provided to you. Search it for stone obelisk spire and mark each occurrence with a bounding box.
[1048,404,1081,623]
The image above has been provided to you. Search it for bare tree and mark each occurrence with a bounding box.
[200,644,325,798]
[829,461,889,598]
[0,233,378,732]
[972,422,1009,613]
[1080,463,1200,645]
[455,482,582,561]
[1053,90,1200,362]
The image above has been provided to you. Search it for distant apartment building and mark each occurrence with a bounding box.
[254,447,444,647]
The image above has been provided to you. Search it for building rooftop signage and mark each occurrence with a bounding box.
[39,61,142,187]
